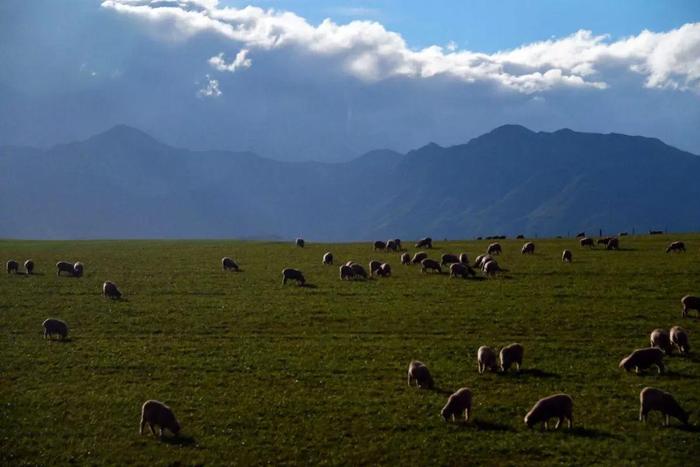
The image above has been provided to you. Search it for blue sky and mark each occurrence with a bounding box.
[1,1,699,161]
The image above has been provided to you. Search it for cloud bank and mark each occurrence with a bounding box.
[102,0,700,93]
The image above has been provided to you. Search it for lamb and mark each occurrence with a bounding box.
[606,238,619,250]
[282,268,306,286]
[670,326,690,354]
[666,241,686,253]
[103,281,122,300]
[339,265,354,280]
[459,253,469,265]
[421,258,442,273]
[6,260,19,274]
[500,343,524,372]
[350,263,368,279]
[681,295,700,318]
[524,394,573,430]
[56,261,75,276]
[401,252,411,265]
[295,238,305,248]
[576,232,586,238]
[407,360,434,389]
[221,257,239,271]
[441,388,472,422]
[650,328,673,354]
[376,263,392,277]
[140,400,181,437]
[24,259,34,274]
[619,347,665,374]
[415,237,432,249]
[386,240,397,251]
[411,252,428,264]
[369,260,382,277]
[579,237,594,248]
[521,242,535,255]
[42,318,69,340]
[373,240,386,251]
[483,260,502,277]
[477,346,498,373]
[487,242,502,255]
[450,263,474,279]
[562,249,572,262]
[639,387,689,426]
[72,262,84,277]
[440,254,460,266]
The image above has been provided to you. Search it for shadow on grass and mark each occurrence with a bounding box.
[663,370,697,380]
[498,368,560,379]
[49,337,73,344]
[473,419,515,432]
[161,434,197,446]
[569,426,621,440]
[300,283,318,289]
[676,424,700,433]
[433,387,455,396]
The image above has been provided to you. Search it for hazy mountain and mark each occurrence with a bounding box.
[1,124,698,240]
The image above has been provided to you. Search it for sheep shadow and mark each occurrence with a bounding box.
[300,283,318,289]
[433,387,455,396]
[160,434,197,446]
[569,427,620,440]
[48,337,73,344]
[676,424,700,433]
[498,368,560,379]
[472,419,515,432]
[661,370,697,380]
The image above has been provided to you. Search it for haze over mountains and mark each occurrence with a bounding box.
[1,124,699,241]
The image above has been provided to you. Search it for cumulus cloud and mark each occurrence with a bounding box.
[101,0,700,93]
[197,74,221,97]
[209,49,252,72]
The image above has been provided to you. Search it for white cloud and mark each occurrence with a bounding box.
[102,1,700,93]
[197,74,221,97]
[209,49,252,72]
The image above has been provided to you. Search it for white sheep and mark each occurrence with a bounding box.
[639,387,689,426]
[407,360,434,389]
[140,400,181,437]
[477,346,498,373]
[441,388,472,422]
[524,394,573,430]
[669,326,690,355]
[500,343,524,372]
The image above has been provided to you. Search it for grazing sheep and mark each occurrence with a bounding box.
[411,252,428,264]
[441,388,472,422]
[386,240,397,251]
[670,326,690,355]
[295,238,305,248]
[6,260,19,274]
[650,329,673,354]
[339,265,354,280]
[524,394,573,430]
[562,250,572,262]
[619,347,665,374]
[666,241,686,253]
[579,237,594,248]
[103,281,122,300]
[477,346,498,373]
[459,253,469,265]
[521,242,535,255]
[401,252,411,265]
[597,237,611,246]
[376,263,392,277]
[73,262,84,277]
[473,254,492,269]
[373,240,386,251]
[439,254,458,266]
[394,239,402,250]
[639,387,689,426]
[415,237,432,249]
[221,257,239,271]
[681,295,700,318]
[24,259,34,274]
[450,263,474,279]
[282,268,306,286]
[369,260,382,277]
[42,318,69,340]
[421,258,442,273]
[483,260,502,277]
[322,252,333,265]
[56,261,74,276]
[350,263,368,279]
[606,238,619,250]
[344,260,356,267]
[140,400,181,437]
[407,360,434,389]
[487,242,502,255]
[500,343,524,372]
[576,232,586,238]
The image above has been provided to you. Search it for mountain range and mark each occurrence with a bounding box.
[1,124,699,240]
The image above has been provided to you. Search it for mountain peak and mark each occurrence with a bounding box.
[87,124,162,148]
[488,124,534,137]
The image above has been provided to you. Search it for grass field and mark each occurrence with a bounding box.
[2,235,700,465]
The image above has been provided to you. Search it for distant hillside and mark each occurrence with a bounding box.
[1,124,699,240]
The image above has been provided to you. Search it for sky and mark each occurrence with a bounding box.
[1,0,699,161]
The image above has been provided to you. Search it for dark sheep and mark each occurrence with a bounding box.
[477,346,498,373]
[56,261,75,276]
[524,394,573,430]
[323,252,333,265]
[487,242,502,255]
[483,260,502,277]
[393,239,402,250]
[350,263,368,279]
[373,240,386,251]
[440,254,460,266]
[562,250,572,262]
[441,388,472,422]
[579,237,594,248]
[473,254,492,269]
[421,258,441,273]
[282,268,306,286]
[386,240,398,251]
[339,265,354,280]
[597,237,611,246]
[516,234,525,239]
[450,263,474,279]
[6,260,19,274]
[401,252,411,265]
[376,263,392,277]
[670,326,690,355]
[369,260,382,277]
[411,252,428,264]
[42,318,69,340]
[140,400,181,437]
[521,242,535,255]
[24,259,34,274]
[606,238,619,250]
[576,232,586,238]
[415,237,432,249]
[407,360,434,389]
[459,253,469,265]
[666,241,686,253]
[295,238,305,248]
[650,328,673,354]
[500,343,524,372]
[619,347,665,374]
[73,262,84,277]
[221,257,239,271]
[639,387,688,426]
[103,281,122,300]
[681,295,700,318]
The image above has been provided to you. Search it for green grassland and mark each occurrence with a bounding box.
[1,235,699,465]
